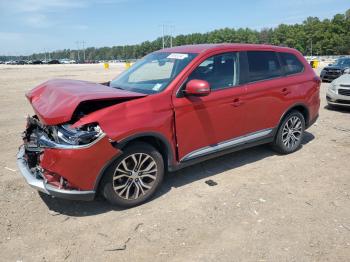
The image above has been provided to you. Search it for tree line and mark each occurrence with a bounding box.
[1,9,349,62]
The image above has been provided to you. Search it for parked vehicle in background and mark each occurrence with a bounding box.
[16,60,28,65]
[320,57,350,82]
[17,44,320,207]
[84,60,98,64]
[326,73,350,108]
[59,59,76,64]
[32,60,43,64]
[48,59,60,64]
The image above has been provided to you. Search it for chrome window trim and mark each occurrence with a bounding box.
[181,128,273,162]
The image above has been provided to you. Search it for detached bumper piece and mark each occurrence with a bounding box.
[17,146,95,201]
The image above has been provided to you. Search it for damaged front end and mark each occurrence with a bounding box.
[25,116,105,150]
[17,116,119,201]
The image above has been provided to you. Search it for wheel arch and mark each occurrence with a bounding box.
[279,103,310,128]
[116,132,175,167]
[93,132,175,191]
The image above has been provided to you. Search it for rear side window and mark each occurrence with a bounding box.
[246,51,282,82]
[279,52,304,75]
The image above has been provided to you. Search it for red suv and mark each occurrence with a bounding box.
[17,44,320,207]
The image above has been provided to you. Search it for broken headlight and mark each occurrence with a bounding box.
[51,123,104,146]
[25,116,105,149]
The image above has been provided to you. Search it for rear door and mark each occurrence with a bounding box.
[173,52,248,161]
[240,51,289,134]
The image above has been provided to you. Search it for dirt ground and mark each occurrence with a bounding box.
[0,64,349,262]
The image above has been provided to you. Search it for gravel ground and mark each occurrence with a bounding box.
[0,64,349,262]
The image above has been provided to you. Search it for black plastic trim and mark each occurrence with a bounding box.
[116,132,175,165]
[168,136,275,172]
[279,103,310,127]
[46,185,95,201]
[307,114,319,129]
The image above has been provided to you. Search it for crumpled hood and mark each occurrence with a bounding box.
[26,79,146,125]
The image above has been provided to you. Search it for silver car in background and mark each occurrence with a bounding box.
[326,73,350,108]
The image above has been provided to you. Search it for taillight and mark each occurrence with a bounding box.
[313,76,321,86]
[313,76,321,89]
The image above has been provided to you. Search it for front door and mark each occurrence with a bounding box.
[173,52,248,161]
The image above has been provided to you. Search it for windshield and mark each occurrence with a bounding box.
[333,58,350,67]
[110,52,197,94]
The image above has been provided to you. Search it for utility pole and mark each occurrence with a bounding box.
[170,31,173,48]
[82,41,86,62]
[162,24,165,49]
[160,24,174,49]
[75,41,80,61]
[310,38,313,57]
[170,25,174,48]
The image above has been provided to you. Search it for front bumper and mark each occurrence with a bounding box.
[17,145,96,201]
[326,89,350,107]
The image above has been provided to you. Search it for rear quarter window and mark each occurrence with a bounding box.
[279,52,304,75]
[246,51,282,82]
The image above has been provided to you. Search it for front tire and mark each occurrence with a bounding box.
[101,142,164,208]
[272,111,305,154]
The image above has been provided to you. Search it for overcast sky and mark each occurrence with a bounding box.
[0,0,349,55]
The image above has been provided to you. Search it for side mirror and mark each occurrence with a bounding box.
[184,79,211,97]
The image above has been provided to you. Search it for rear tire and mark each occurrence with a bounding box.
[101,142,164,208]
[272,111,305,154]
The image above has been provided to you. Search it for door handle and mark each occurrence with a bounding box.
[281,88,291,96]
[231,98,244,107]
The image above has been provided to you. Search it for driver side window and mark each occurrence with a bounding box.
[188,52,239,90]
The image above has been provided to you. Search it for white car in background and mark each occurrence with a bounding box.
[327,73,350,108]
[59,59,76,64]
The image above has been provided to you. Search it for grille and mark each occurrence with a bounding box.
[340,84,350,87]
[336,99,350,105]
[338,89,350,96]
[327,70,341,75]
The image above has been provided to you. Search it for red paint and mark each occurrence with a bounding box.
[185,79,211,96]
[26,79,146,125]
[40,136,119,190]
[25,44,320,191]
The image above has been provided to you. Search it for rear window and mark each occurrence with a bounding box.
[279,52,304,75]
[246,51,282,82]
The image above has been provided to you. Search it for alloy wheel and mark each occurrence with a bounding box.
[112,153,157,200]
[282,116,302,149]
